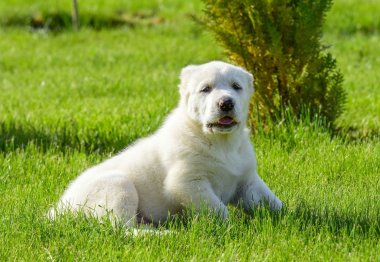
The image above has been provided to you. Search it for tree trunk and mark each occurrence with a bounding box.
[72,0,79,31]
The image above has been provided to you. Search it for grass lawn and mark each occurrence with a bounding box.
[0,0,379,260]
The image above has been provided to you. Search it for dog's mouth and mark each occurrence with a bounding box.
[206,116,238,131]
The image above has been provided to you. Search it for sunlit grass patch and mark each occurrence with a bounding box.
[0,0,379,260]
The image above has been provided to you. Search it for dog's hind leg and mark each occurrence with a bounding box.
[51,173,139,227]
[89,174,139,226]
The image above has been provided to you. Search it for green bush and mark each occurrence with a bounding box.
[202,0,346,127]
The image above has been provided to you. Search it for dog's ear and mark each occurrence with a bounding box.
[239,67,254,94]
[179,65,197,95]
[246,71,254,93]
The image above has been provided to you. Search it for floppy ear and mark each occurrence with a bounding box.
[179,65,197,96]
[246,71,254,93]
[239,67,254,94]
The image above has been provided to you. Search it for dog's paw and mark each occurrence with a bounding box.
[269,196,283,211]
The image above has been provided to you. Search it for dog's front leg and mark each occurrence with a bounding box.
[165,177,229,220]
[241,172,283,212]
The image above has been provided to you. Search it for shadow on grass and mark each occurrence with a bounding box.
[290,201,380,237]
[337,23,380,37]
[237,204,378,238]
[252,107,380,148]
[244,202,380,237]
[332,125,380,142]
[0,10,164,33]
[0,120,134,154]
[160,202,379,238]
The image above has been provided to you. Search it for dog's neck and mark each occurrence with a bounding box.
[205,125,247,152]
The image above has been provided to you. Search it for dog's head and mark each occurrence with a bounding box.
[179,61,254,134]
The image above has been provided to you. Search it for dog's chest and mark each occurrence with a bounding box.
[212,145,250,175]
[210,171,239,203]
[208,150,250,202]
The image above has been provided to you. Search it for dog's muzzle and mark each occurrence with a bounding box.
[205,97,239,133]
[218,97,235,112]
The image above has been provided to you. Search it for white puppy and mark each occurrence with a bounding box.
[49,61,282,225]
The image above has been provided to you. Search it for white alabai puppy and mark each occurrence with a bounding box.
[49,61,283,225]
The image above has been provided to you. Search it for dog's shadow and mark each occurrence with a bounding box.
[246,201,377,237]
[161,202,378,238]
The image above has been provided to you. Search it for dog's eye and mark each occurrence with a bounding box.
[232,82,242,91]
[200,85,212,93]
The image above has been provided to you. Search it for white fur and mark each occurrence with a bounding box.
[49,61,282,225]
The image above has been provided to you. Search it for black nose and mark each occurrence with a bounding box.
[218,97,235,112]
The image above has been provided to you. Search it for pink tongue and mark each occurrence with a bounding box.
[218,116,234,125]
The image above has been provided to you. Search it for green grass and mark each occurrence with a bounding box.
[325,0,380,133]
[1,0,379,260]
